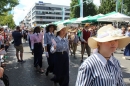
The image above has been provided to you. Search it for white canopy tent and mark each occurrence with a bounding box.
[97,12,130,22]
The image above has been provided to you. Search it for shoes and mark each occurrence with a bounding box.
[21,60,26,63]
[18,60,26,63]
[39,69,44,73]
[17,60,21,62]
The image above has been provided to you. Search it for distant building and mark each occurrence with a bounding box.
[23,2,70,27]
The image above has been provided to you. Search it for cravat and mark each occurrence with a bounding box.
[61,39,65,42]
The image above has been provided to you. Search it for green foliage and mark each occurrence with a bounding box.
[98,0,116,14]
[123,0,130,15]
[0,0,19,15]
[0,14,16,29]
[70,0,97,18]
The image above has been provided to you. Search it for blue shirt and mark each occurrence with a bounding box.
[125,31,130,37]
[44,32,55,46]
[12,31,23,46]
[76,53,125,86]
[50,36,69,54]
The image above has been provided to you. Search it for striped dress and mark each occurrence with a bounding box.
[75,53,125,86]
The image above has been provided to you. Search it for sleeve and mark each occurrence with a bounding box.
[75,62,93,86]
[117,61,126,86]
[80,32,86,42]
[50,46,56,53]
[30,35,34,50]
[44,33,47,47]
[50,38,57,53]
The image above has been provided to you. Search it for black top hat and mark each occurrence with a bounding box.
[46,24,57,33]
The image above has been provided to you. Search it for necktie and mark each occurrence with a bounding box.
[61,39,65,42]
[50,33,53,37]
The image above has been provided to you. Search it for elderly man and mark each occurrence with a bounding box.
[80,23,91,63]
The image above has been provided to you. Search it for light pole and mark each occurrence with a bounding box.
[116,0,119,12]
[121,0,124,13]
[62,7,65,21]
[80,0,83,18]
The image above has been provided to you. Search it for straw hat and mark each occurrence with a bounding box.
[88,25,130,49]
[69,29,77,33]
[56,24,69,32]
[84,23,91,27]
[28,28,34,32]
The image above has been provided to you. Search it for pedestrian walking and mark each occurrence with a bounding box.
[44,24,57,76]
[50,24,69,86]
[123,26,130,60]
[12,26,25,62]
[71,29,79,58]
[80,23,91,63]
[27,28,33,51]
[75,25,130,86]
[30,26,44,73]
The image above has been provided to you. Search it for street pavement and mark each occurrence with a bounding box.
[4,43,130,86]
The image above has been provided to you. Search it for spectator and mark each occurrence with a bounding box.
[12,26,25,63]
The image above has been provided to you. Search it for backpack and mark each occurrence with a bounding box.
[0,74,9,86]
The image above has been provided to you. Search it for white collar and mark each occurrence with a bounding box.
[49,32,54,35]
[34,33,39,35]
[57,36,66,41]
[94,52,114,67]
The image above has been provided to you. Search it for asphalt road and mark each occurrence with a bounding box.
[4,43,130,86]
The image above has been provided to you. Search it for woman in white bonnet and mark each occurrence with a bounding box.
[76,25,130,86]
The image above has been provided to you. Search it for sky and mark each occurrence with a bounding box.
[13,0,100,25]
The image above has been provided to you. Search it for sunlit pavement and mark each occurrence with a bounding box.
[4,43,130,86]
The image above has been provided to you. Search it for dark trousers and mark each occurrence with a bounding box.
[54,52,69,86]
[34,43,43,68]
[28,37,31,50]
[81,43,91,58]
[47,44,55,73]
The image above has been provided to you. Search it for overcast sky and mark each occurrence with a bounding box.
[13,0,100,25]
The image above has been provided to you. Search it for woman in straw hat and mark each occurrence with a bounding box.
[75,25,130,86]
[44,24,57,76]
[50,24,69,86]
[123,26,130,59]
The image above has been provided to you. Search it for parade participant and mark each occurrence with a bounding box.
[80,23,91,63]
[44,24,57,76]
[12,26,25,62]
[76,25,130,86]
[27,28,33,51]
[77,28,81,41]
[123,26,130,60]
[50,24,69,86]
[71,29,79,58]
[30,26,44,73]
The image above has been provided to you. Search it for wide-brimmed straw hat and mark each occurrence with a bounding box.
[69,29,77,33]
[84,23,91,27]
[28,28,34,32]
[56,24,69,32]
[88,25,130,49]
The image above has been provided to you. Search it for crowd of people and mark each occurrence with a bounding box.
[0,23,130,86]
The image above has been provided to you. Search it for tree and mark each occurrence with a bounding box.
[0,0,19,15]
[98,0,116,14]
[70,0,97,18]
[123,0,130,15]
[0,13,16,29]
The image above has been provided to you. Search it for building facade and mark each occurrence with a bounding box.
[23,2,70,27]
